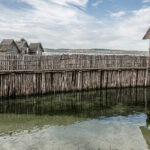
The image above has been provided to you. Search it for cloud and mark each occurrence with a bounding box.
[110,11,126,18]
[142,0,150,3]
[50,0,88,8]
[0,0,91,43]
[0,0,149,50]
[105,7,150,50]
[92,0,103,7]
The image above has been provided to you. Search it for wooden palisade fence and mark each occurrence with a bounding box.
[0,54,149,98]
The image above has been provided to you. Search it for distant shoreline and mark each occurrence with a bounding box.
[44,49,148,56]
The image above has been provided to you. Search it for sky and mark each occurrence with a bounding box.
[0,0,150,50]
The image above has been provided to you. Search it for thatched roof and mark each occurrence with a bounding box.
[0,39,19,52]
[16,39,29,50]
[29,43,44,53]
[143,28,150,39]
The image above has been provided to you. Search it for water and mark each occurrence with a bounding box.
[43,49,148,56]
[0,88,150,150]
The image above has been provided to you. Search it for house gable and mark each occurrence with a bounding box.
[0,39,20,53]
[7,41,20,53]
[16,39,29,54]
[143,28,150,39]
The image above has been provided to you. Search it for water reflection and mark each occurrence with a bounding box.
[0,88,150,150]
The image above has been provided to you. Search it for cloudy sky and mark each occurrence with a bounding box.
[0,0,150,50]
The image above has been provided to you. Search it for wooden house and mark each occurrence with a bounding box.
[143,28,150,39]
[16,39,29,54]
[143,28,150,55]
[29,43,44,55]
[0,39,20,54]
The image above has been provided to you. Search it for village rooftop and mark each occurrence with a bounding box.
[0,39,44,55]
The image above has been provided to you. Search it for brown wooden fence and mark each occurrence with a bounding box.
[0,54,149,98]
[0,54,148,71]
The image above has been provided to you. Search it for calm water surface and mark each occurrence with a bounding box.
[0,88,150,150]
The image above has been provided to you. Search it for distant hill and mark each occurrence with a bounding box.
[44,48,148,56]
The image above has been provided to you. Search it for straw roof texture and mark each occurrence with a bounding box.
[29,43,44,53]
[143,28,150,39]
[0,39,18,52]
[16,39,28,50]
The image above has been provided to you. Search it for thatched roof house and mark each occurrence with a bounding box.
[0,39,44,55]
[143,28,150,56]
[143,28,150,39]
[29,43,44,55]
[0,39,20,54]
[16,39,29,54]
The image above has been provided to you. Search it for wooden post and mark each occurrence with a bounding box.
[144,88,147,112]
[145,58,149,87]
[42,72,46,94]
[149,40,150,56]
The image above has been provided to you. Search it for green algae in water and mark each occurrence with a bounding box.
[0,88,150,150]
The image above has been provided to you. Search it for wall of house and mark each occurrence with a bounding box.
[7,43,19,54]
[21,43,28,54]
[37,47,42,55]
